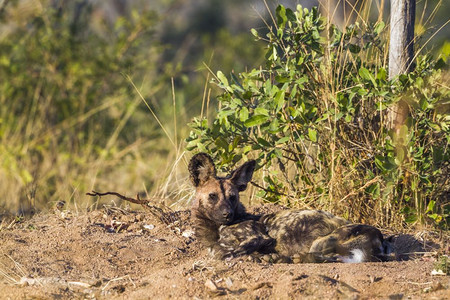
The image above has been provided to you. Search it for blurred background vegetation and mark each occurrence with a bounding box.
[0,0,448,229]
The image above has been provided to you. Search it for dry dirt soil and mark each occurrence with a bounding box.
[0,204,448,299]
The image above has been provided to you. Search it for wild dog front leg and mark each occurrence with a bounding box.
[217,220,276,259]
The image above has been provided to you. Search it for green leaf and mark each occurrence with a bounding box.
[286,8,296,22]
[365,183,380,199]
[374,155,386,171]
[239,107,249,122]
[348,44,360,54]
[308,128,317,142]
[272,45,278,60]
[275,75,290,83]
[276,5,287,27]
[274,148,283,158]
[296,76,308,86]
[243,145,252,154]
[359,67,376,86]
[250,28,259,38]
[217,71,229,86]
[276,136,290,144]
[274,90,286,112]
[244,115,269,127]
[405,214,418,224]
[428,214,442,222]
[376,68,387,81]
[269,118,280,133]
[186,140,198,151]
[257,137,272,147]
[374,21,385,35]
[357,88,368,96]
[426,200,435,213]
[399,74,408,84]
[231,136,242,151]
[231,72,244,90]
[255,107,269,116]
[419,97,428,110]
[215,137,228,150]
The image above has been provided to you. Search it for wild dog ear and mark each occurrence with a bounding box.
[189,153,217,187]
[231,160,256,191]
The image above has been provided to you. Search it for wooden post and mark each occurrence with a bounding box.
[388,0,415,133]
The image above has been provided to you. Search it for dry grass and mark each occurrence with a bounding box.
[0,254,27,285]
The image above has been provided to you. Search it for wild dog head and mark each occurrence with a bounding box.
[189,153,256,225]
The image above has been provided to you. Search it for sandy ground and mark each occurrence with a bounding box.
[0,204,448,299]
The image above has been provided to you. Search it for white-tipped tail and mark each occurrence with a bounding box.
[340,249,366,263]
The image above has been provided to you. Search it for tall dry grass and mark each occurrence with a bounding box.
[0,3,192,215]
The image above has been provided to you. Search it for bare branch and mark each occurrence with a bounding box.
[86,190,185,230]
[87,191,147,205]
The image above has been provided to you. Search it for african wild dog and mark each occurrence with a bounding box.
[188,153,257,254]
[189,153,392,263]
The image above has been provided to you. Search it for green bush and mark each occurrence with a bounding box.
[187,5,449,229]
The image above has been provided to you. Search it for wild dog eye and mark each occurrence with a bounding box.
[208,193,218,202]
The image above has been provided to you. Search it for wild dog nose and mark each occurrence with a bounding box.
[223,211,233,221]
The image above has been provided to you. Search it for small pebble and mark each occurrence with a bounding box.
[262,254,271,263]
[271,253,280,261]
[292,258,302,264]
[182,230,194,238]
[205,279,218,292]
[143,224,155,230]
[292,254,302,264]
[225,277,233,288]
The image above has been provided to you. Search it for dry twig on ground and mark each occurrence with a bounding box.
[86,191,187,228]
